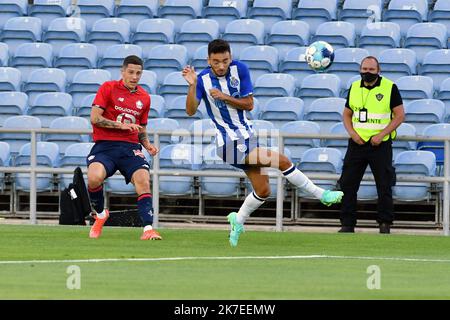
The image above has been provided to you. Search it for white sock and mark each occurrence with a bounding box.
[236,192,267,224]
[96,209,107,219]
[144,225,153,232]
[282,165,325,199]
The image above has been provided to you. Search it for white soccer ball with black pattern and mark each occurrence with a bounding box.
[305,41,335,72]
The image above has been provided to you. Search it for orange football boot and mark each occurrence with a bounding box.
[140,229,162,240]
[89,209,109,238]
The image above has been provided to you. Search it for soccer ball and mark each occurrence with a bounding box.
[305,41,334,72]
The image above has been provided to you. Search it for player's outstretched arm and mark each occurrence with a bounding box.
[91,105,140,131]
[182,66,200,116]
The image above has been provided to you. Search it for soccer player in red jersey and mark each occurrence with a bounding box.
[86,55,162,240]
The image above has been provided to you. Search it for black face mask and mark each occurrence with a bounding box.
[360,72,378,83]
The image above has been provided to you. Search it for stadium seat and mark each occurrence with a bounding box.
[0,115,42,155]
[0,67,22,92]
[27,92,73,128]
[248,0,293,34]
[419,49,450,91]
[0,141,10,189]
[189,118,216,146]
[437,78,450,122]
[340,74,361,99]
[23,68,67,105]
[158,71,189,107]
[222,19,265,59]
[203,0,248,34]
[59,142,94,189]
[74,93,95,120]
[158,0,203,33]
[404,99,445,135]
[248,97,261,120]
[0,0,27,30]
[383,0,428,37]
[253,73,296,108]
[28,0,71,31]
[158,143,202,196]
[139,70,157,94]
[418,123,450,168]
[10,43,53,83]
[266,20,310,61]
[67,69,111,108]
[311,21,356,50]
[251,119,276,148]
[15,141,60,192]
[0,43,9,67]
[297,74,341,108]
[279,46,315,87]
[379,49,417,82]
[327,48,369,89]
[164,95,206,128]
[304,97,345,134]
[147,118,180,148]
[239,45,279,85]
[404,23,447,64]
[429,0,450,32]
[87,18,131,58]
[144,44,188,85]
[148,94,165,119]
[359,22,401,58]
[115,0,159,32]
[292,0,337,34]
[259,97,304,129]
[176,19,219,59]
[131,19,175,53]
[393,122,417,159]
[0,17,42,54]
[0,91,28,125]
[396,76,434,104]
[77,0,115,31]
[190,45,209,71]
[280,121,321,164]
[339,0,383,36]
[322,122,349,156]
[44,116,90,154]
[98,44,143,80]
[43,18,87,56]
[54,43,98,83]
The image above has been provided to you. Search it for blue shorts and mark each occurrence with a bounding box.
[216,133,259,171]
[86,141,150,184]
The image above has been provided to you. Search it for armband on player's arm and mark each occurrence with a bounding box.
[91,105,123,129]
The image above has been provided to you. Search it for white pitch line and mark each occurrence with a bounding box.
[1,255,450,265]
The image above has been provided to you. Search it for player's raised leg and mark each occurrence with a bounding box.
[87,162,109,238]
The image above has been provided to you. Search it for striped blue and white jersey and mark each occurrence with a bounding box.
[196,60,254,146]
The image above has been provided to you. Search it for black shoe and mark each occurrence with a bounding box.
[338,226,355,233]
[379,222,391,234]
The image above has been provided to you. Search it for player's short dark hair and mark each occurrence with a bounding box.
[361,56,380,70]
[122,55,143,68]
[208,39,231,56]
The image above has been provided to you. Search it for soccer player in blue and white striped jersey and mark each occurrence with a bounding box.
[182,39,344,246]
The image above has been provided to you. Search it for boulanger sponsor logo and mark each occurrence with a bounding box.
[114,105,140,116]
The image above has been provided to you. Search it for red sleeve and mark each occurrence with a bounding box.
[140,94,150,126]
[93,82,111,109]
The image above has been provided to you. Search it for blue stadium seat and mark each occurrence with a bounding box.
[0,17,42,55]
[311,21,356,50]
[404,99,445,135]
[327,48,369,88]
[148,94,165,119]
[0,115,42,155]
[158,0,203,33]
[0,67,21,92]
[259,97,304,129]
[418,123,450,168]
[0,0,27,30]
[74,93,95,120]
[87,18,131,58]
[280,121,321,163]
[158,143,202,195]
[139,70,157,94]
[190,45,209,70]
[67,69,111,108]
[144,44,188,85]
[304,97,345,134]
[43,18,87,56]
[298,147,343,173]
[339,0,383,36]
[23,68,67,105]
[54,43,98,83]
[222,19,265,59]
[383,0,428,37]
[189,118,216,145]
[176,19,219,59]
[404,23,447,64]
[240,45,279,85]
[28,0,71,31]
[147,118,180,148]
[11,43,53,82]
[340,74,361,99]
[0,43,9,67]
[266,20,310,61]
[292,0,337,34]
[164,95,206,128]
[27,92,73,128]
[359,22,401,58]
[437,78,450,122]
[279,46,315,87]
[396,76,434,104]
[15,141,60,192]
[131,18,175,53]
[44,116,90,154]
[0,91,27,125]
[251,119,276,148]
[248,0,293,34]
[98,44,142,80]
[297,73,341,108]
[419,49,450,91]
[248,97,261,120]
[379,48,417,82]
[158,71,189,107]
[59,142,94,189]
[115,0,159,32]
[253,73,296,108]
[77,0,115,31]
[0,141,10,189]
[393,122,417,159]
[203,0,248,34]
[322,122,348,155]
[429,0,450,32]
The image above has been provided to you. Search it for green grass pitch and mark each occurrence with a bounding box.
[1,224,450,299]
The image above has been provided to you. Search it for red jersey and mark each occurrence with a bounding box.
[92,80,150,143]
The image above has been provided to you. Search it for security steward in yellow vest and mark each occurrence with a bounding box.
[338,56,405,234]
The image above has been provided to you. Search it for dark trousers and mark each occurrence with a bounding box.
[339,139,396,227]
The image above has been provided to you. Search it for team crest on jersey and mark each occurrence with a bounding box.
[133,149,145,158]
[376,93,384,101]
[230,76,239,88]
[136,100,143,109]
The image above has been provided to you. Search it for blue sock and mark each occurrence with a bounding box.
[88,185,104,213]
[137,193,154,227]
